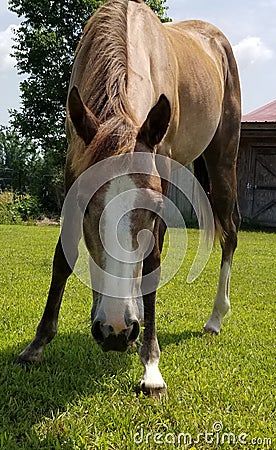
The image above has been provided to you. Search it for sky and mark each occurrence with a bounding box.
[0,0,276,126]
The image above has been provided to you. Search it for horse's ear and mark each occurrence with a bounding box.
[68,86,99,145]
[138,95,171,149]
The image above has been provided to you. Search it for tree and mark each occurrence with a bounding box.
[0,126,64,212]
[9,0,171,213]
[0,126,37,193]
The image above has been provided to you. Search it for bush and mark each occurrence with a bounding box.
[14,194,40,221]
[0,191,40,224]
[0,192,21,224]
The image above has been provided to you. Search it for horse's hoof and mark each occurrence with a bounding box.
[16,346,43,364]
[202,315,222,335]
[14,355,36,367]
[138,382,168,399]
[202,323,220,335]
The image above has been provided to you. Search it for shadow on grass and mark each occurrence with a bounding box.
[0,331,136,446]
[1,328,204,446]
[158,329,203,348]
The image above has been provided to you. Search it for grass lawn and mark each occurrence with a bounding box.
[0,225,275,449]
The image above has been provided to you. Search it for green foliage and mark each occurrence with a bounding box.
[0,126,62,215]
[14,193,40,221]
[0,191,40,224]
[0,227,275,448]
[146,0,171,22]
[0,192,22,224]
[0,126,38,192]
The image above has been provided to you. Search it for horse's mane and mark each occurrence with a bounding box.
[75,0,136,122]
[71,0,141,174]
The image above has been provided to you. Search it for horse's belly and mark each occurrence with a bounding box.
[165,95,222,166]
[170,114,220,166]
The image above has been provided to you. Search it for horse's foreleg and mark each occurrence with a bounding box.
[18,214,81,363]
[17,237,75,363]
[139,219,167,397]
[139,292,167,397]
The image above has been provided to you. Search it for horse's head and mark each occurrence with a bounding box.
[68,87,171,352]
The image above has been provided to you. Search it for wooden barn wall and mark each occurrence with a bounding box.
[237,123,276,227]
[166,166,196,227]
[166,123,276,228]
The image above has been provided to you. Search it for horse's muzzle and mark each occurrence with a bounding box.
[92,320,140,352]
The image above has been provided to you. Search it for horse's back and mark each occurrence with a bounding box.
[127,2,240,164]
[160,20,240,164]
[164,19,238,86]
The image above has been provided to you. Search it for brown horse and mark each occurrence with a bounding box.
[18,0,241,397]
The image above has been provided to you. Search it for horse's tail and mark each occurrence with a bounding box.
[193,155,226,244]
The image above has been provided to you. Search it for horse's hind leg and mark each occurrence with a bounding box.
[202,106,241,334]
[18,208,81,363]
[203,196,240,334]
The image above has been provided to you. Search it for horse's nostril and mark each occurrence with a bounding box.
[92,321,115,343]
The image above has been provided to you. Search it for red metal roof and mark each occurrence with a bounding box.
[242,99,276,122]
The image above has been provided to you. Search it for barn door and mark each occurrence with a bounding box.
[249,147,276,226]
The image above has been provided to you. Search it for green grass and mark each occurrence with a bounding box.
[0,225,275,449]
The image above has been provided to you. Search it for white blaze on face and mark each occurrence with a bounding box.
[102,174,138,273]
[98,175,143,330]
[102,176,137,260]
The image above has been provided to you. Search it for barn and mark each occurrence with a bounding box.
[237,100,276,227]
[166,100,276,229]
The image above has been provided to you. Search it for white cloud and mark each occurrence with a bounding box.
[259,0,276,7]
[0,24,18,72]
[233,36,274,70]
[0,0,8,14]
